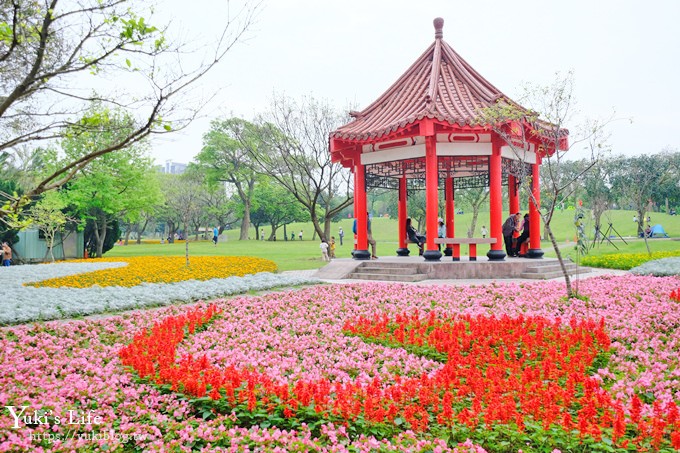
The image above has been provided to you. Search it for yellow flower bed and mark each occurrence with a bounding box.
[29,256,278,288]
[581,250,680,270]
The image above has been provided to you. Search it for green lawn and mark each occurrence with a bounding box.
[107,209,680,271]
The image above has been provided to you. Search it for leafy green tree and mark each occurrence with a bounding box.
[0,0,258,217]
[158,172,203,265]
[250,179,309,240]
[25,191,75,262]
[649,149,680,214]
[253,94,353,241]
[610,153,674,253]
[196,119,260,240]
[59,107,161,257]
[579,157,614,242]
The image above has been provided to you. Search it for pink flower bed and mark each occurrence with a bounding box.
[0,275,679,452]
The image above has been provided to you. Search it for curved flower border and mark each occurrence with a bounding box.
[120,306,680,450]
[0,261,318,325]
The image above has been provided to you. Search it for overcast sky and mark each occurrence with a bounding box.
[151,0,680,165]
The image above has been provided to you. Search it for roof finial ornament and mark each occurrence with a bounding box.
[433,17,444,39]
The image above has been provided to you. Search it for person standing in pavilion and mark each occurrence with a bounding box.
[353,213,378,259]
[502,212,522,257]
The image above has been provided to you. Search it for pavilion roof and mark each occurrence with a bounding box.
[331,18,514,142]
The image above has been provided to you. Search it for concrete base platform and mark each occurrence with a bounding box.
[314,256,591,282]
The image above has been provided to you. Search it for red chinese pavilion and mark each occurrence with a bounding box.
[329,17,567,261]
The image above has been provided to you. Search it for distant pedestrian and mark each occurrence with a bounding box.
[260,229,265,241]
[2,242,11,266]
[299,230,303,241]
[291,231,295,241]
[437,219,446,251]
[480,225,488,238]
[338,227,344,246]
[329,236,336,259]
[212,226,219,245]
[319,238,330,262]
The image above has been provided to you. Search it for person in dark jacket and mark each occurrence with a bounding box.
[502,212,522,257]
[517,213,530,256]
[405,217,426,255]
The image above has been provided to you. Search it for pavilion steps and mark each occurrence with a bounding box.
[348,262,428,282]
[520,261,592,280]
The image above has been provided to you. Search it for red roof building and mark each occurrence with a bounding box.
[330,18,567,261]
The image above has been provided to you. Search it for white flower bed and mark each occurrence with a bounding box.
[630,257,680,277]
[0,261,319,325]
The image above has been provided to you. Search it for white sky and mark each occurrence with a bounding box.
[151,0,680,165]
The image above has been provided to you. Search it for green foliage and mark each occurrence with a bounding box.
[119,15,159,43]
[24,191,75,261]
[60,106,161,220]
[250,179,309,236]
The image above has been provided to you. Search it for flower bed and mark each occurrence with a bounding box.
[0,259,316,325]
[1,275,679,451]
[581,250,680,270]
[29,256,277,288]
[631,257,680,277]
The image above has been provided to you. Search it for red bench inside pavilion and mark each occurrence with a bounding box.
[434,237,497,261]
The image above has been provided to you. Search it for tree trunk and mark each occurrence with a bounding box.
[184,215,190,267]
[137,218,149,244]
[194,224,200,241]
[545,223,574,298]
[468,190,488,237]
[240,199,251,240]
[167,220,177,243]
[93,214,107,258]
[324,217,333,242]
[636,209,645,237]
[267,223,279,241]
[48,232,56,262]
[124,222,132,245]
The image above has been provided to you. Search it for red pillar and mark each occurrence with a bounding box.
[527,157,544,258]
[487,139,505,260]
[508,174,519,215]
[396,175,409,256]
[445,174,454,257]
[353,160,370,260]
[424,135,442,260]
[352,168,358,252]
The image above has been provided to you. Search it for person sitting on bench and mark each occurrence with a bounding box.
[405,217,426,255]
[517,213,530,256]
